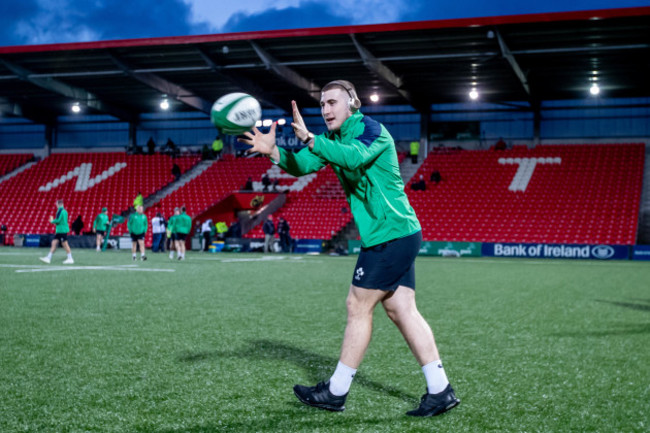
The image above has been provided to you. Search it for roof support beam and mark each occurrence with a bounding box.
[0,58,137,123]
[196,46,287,111]
[108,52,212,114]
[249,41,320,101]
[350,34,420,110]
[0,97,56,125]
[495,29,531,97]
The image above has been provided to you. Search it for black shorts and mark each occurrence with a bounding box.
[131,233,145,241]
[352,230,422,291]
[54,233,68,243]
[96,230,106,237]
[175,233,187,241]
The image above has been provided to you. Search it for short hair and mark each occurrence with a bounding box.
[181,206,186,212]
[321,80,361,112]
[56,199,64,206]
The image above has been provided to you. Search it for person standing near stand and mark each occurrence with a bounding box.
[40,199,74,264]
[93,207,109,252]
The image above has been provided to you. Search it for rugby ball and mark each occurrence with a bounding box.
[210,93,262,135]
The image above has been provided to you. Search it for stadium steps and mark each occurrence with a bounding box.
[636,147,650,244]
[0,160,37,185]
[143,160,215,211]
[399,156,423,184]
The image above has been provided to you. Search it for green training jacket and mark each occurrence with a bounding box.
[51,206,69,234]
[276,111,420,247]
[127,212,148,235]
[93,213,109,231]
[175,212,192,235]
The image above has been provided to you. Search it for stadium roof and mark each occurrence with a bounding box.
[0,6,649,125]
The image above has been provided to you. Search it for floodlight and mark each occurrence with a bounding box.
[71,102,81,113]
[590,83,600,96]
[370,93,379,103]
[469,89,479,100]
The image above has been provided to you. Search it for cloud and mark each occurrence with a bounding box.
[0,1,41,46]
[2,0,211,46]
[221,1,354,33]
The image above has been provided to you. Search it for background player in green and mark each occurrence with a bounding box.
[240,80,459,417]
[173,206,192,261]
[93,207,109,252]
[40,199,74,264]
[127,205,147,261]
[167,207,179,260]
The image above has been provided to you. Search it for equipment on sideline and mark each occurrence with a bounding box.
[210,93,262,135]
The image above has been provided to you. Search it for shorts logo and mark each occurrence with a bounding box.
[354,267,364,281]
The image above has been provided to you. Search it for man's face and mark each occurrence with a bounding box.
[321,88,352,132]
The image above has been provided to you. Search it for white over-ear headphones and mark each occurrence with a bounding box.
[325,80,361,113]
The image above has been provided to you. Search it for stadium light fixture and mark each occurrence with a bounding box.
[590,83,600,96]
[71,102,81,114]
[370,93,379,103]
[469,88,479,100]
[160,96,170,110]
[262,119,272,127]
[255,120,263,127]
[277,118,286,126]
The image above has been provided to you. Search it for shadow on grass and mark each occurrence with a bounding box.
[550,298,650,338]
[596,298,650,313]
[178,338,418,405]
[551,323,650,338]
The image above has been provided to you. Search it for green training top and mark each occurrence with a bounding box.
[51,206,69,234]
[167,215,177,234]
[276,111,420,247]
[175,212,192,235]
[93,213,109,231]
[127,212,148,235]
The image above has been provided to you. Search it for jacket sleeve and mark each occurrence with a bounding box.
[311,121,390,171]
[51,208,63,225]
[277,146,327,177]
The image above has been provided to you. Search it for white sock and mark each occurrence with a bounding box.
[67,253,72,259]
[329,361,357,396]
[169,251,174,258]
[46,252,52,259]
[422,360,450,394]
[132,253,137,258]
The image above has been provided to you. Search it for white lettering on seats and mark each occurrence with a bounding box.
[38,162,127,192]
[498,157,561,192]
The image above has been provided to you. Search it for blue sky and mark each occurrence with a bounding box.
[1,0,649,47]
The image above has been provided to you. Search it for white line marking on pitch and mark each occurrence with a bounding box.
[0,264,175,273]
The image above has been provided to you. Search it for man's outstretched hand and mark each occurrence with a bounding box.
[238,122,280,162]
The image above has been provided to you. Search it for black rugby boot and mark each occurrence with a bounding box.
[293,381,347,412]
[406,384,460,417]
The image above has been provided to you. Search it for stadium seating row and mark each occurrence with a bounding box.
[0,153,199,243]
[0,153,33,177]
[407,143,644,245]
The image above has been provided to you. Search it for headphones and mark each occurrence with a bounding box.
[324,80,362,113]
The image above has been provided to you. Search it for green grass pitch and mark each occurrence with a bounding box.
[1,248,648,432]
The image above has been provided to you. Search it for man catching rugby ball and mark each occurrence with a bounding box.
[239,80,459,417]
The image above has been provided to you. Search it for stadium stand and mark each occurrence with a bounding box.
[0,153,33,177]
[406,143,644,245]
[245,165,353,240]
[139,154,271,246]
[0,153,199,245]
